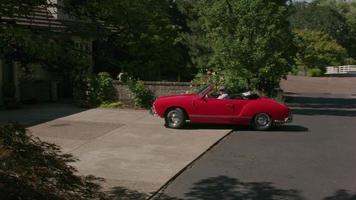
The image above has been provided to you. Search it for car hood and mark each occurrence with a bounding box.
[260,96,289,108]
[156,93,196,100]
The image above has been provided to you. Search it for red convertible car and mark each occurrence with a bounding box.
[151,85,292,131]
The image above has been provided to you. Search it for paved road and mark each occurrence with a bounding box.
[156,107,356,200]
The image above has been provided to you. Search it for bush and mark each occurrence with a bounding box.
[0,123,108,200]
[192,69,249,95]
[95,72,116,103]
[73,74,96,107]
[127,79,155,109]
[100,101,122,108]
[307,68,323,77]
[73,72,117,108]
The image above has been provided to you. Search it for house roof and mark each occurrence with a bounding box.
[0,6,113,36]
[0,6,67,32]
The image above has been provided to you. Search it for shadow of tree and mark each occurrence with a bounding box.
[0,103,87,127]
[287,96,356,117]
[292,108,356,117]
[183,176,304,200]
[324,190,356,200]
[109,187,182,200]
[108,178,356,200]
[286,96,356,109]
[109,187,149,200]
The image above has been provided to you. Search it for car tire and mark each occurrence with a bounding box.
[252,113,272,131]
[165,108,186,129]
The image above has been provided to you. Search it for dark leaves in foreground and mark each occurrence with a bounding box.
[0,123,109,200]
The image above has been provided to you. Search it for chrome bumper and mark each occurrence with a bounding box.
[274,111,293,124]
[149,106,158,116]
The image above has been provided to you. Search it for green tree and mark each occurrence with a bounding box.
[91,0,194,81]
[290,3,351,53]
[176,0,213,71]
[185,0,296,96]
[294,30,347,75]
[312,0,356,58]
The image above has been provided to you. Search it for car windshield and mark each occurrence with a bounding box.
[197,85,211,96]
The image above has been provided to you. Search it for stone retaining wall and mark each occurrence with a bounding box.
[113,81,192,104]
[114,76,356,104]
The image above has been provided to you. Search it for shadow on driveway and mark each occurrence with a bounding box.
[108,176,305,200]
[287,95,356,117]
[286,96,356,109]
[183,123,309,132]
[292,108,356,117]
[150,176,356,200]
[0,103,87,127]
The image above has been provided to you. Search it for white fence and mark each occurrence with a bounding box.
[326,65,356,74]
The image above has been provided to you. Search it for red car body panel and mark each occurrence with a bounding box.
[152,85,291,126]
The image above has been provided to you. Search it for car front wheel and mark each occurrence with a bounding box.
[165,108,186,129]
[252,113,272,131]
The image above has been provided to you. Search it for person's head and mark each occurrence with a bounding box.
[219,86,226,94]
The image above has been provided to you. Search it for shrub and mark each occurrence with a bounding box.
[73,74,97,108]
[73,72,117,108]
[307,68,323,77]
[95,72,116,103]
[192,69,249,95]
[0,123,108,200]
[127,79,155,109]
[100,101,122,108]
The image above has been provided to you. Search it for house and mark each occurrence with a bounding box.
[0,1,95,106]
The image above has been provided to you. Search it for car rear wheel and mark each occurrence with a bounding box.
[252,113,272,131]
[165,108,186,129]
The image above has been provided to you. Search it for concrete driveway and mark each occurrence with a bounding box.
[18,105,232,194]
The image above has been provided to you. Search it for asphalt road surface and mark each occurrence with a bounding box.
[155,102,356,200]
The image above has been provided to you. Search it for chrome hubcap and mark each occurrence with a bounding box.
[256,114,270,126]
[168,111,182,127]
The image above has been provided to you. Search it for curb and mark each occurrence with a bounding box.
[147,129,234,200]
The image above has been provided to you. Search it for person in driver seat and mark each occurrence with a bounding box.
[217,86,228,99]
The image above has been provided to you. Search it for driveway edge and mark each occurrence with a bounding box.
[148,129,234,200]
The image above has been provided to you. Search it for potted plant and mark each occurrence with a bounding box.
[2,82,18,109]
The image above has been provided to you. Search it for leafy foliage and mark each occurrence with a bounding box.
[290,1,356,59]
[91,0,194,81]
[307,68,323,77]
[0,123,108,200]
[294,30,347,75]
[99,101,122,108]
[127,79,155,109]
[73,72,117,108]
[180,0,296,96]
[290,3,350,49]
[314,0,356,58]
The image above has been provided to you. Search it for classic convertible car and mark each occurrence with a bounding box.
[151,85,292,130]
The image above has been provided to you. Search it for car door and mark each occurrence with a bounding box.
[190,96,236,123]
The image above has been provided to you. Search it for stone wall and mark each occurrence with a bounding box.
[114,76,356,104]
[113,81,192,104]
